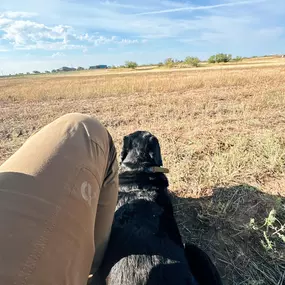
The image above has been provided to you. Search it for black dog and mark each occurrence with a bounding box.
[90,131,223,285]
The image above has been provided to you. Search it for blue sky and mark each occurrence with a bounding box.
[0,0,284,74]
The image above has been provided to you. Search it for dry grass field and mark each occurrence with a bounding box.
[1,58,285,284]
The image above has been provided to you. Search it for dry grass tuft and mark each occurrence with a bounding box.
[1,61,285,284]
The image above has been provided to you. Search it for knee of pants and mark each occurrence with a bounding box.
[56,113,110,152]
[58,113,105,134]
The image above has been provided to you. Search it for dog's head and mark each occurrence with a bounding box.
[120,131,163,168]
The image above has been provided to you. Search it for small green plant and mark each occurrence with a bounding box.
[184,56,200,67]
[249,209,285,251]
[125,61,138,69]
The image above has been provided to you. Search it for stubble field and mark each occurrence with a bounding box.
[1,59,285,284]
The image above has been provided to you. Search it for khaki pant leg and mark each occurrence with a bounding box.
[0,113,118,285]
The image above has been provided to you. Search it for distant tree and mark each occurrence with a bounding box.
[59,66,76,72]
[51,69,57,73]
[184,56,200,67]
[157,62,163,67]
[208,55,216,63]
[45,70,50,74]
[125,61,138,69]
[233,56,243,62]
[215,54,223,63]
[208,53,232,63]
[77,66,84,71]
[216,53,232,63]
[33,71,41,74]
[26,72,30,75]
[164,58,175,68]
[226,54,232,62]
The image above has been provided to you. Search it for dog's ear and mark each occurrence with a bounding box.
[149,136,163,166]
[120,135,130,163]
[184,243,223,285]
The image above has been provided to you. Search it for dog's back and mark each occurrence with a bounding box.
[90,131,222,285]
[99,172,197,285]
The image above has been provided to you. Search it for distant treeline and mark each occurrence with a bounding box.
[3,54,285,77]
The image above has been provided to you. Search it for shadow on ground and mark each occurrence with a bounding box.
[172,184,285,285]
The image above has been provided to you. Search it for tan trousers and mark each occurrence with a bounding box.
[0,113,119,285]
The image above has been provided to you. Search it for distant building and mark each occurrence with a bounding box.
[89,65,108,70]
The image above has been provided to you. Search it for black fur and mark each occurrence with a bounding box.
[90,131,223,285]
[184,244,223,285]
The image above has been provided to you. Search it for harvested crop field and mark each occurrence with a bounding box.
[1,62,285,284]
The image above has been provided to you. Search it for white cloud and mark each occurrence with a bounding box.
[0,15,142,51]
[118,38,139,45]
[51,52,65,58]
[94,35,116,45]
[15,41,85,51]
[76,33,142,46]
[77,34,118,45]
[0,18,12,27]
[1,19,73,47]
[0,11,37,19]
[136,0,266,15]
